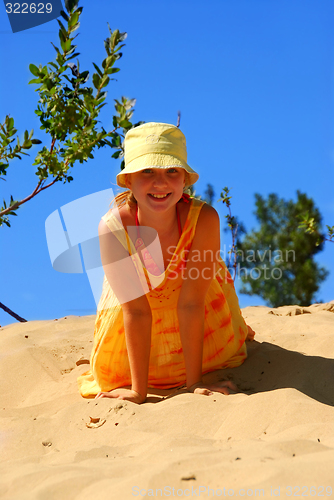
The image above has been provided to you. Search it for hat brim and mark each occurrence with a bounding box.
[116,153,199,188]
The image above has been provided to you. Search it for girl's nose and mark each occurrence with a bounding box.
[152,172,168,187]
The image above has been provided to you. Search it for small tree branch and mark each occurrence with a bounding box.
[0,302,27,323]
[232,223,238,278]
[38,175,61,193]
[177,111,181,128]
[0,137,60,218]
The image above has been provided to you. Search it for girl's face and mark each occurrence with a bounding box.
[125,167,186,212]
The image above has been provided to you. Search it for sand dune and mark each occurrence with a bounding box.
[1,302,333,499]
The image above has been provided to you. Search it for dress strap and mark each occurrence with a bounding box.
[135,205,140,239]
[176,204,182,236]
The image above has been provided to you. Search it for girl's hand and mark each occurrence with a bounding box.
[187,380,239,396]
[95,388,145,404]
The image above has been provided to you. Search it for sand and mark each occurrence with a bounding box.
[0,302,333,500]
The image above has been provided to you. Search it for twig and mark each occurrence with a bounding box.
[0,302,27,323]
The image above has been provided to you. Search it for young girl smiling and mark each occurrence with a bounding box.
[78,122,254,404]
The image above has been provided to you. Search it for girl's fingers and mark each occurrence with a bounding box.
[94,390,145,404]
[194,380,239,396]
[95,392,116,399]
[95,391,126,399]
[194,387,213,396]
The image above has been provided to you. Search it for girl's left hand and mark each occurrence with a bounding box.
[95,388,145,404]
[188,380,239,396]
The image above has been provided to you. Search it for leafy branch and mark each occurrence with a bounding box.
[218,187,245,281]
[0,0,139,228]
[298,212,334,245]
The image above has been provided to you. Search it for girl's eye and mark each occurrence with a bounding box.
[167,168,178,173]
[142,169,153,173]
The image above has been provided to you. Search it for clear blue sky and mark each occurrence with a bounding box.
[1,0,333,327]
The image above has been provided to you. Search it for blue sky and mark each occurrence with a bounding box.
[1,0,333,326]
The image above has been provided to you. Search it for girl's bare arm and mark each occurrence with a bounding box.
[96,219,151,403]
[177,204,220,387]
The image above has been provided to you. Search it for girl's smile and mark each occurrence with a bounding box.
[148,192,172,201]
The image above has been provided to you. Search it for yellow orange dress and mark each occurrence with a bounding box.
[78,199,248,397]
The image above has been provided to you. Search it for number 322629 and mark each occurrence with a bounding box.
[5,3,52,14]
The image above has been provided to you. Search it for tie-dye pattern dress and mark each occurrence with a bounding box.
[78,198,248,397]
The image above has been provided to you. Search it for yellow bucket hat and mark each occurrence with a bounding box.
[116,122,199,188]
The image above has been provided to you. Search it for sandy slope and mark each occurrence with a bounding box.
[0,302,333,500]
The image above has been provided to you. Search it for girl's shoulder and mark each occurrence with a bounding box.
[100,203,135,235]
[193,200,220,234]
[117,203,135,228]
[189,198,219,222]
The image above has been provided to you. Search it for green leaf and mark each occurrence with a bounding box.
[29,64,40,76]
[92,73,101,89]
[60,9,69,21]
[100,76,110,88]
[119,119,132,129]
[65,0,79,13]
[64,39,71,52]
[119,32,128,42]
[106,67,120,75]
[92,63,103,77]
[57,19,68,38]
[29,78,41,85]
[50,42,61,55]
[69,10,79,27]
[7,117,14,130]
[66,45,77,56]
[59,29,66,46]
[79,70,89,83]
[67,52,80,61]
[105,55,116,67]
[107,22,113,37]
[31,139,42,145]
[48,62,59,70]
[125,98,136,109]
[112,150,121,159]
[69,22,80,34]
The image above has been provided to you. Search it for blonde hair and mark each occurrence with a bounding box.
[110,189,137,209]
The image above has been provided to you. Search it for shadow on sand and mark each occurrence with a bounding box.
[144,340,334,407]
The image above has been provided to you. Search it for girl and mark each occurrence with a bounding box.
[78,122,254,404]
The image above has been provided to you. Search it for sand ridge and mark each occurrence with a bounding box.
[0,302,333,499]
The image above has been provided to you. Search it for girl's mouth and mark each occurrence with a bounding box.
[148,193,171,200]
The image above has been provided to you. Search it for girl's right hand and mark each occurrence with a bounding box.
[95,388,146,404]
[187,380,239,396]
